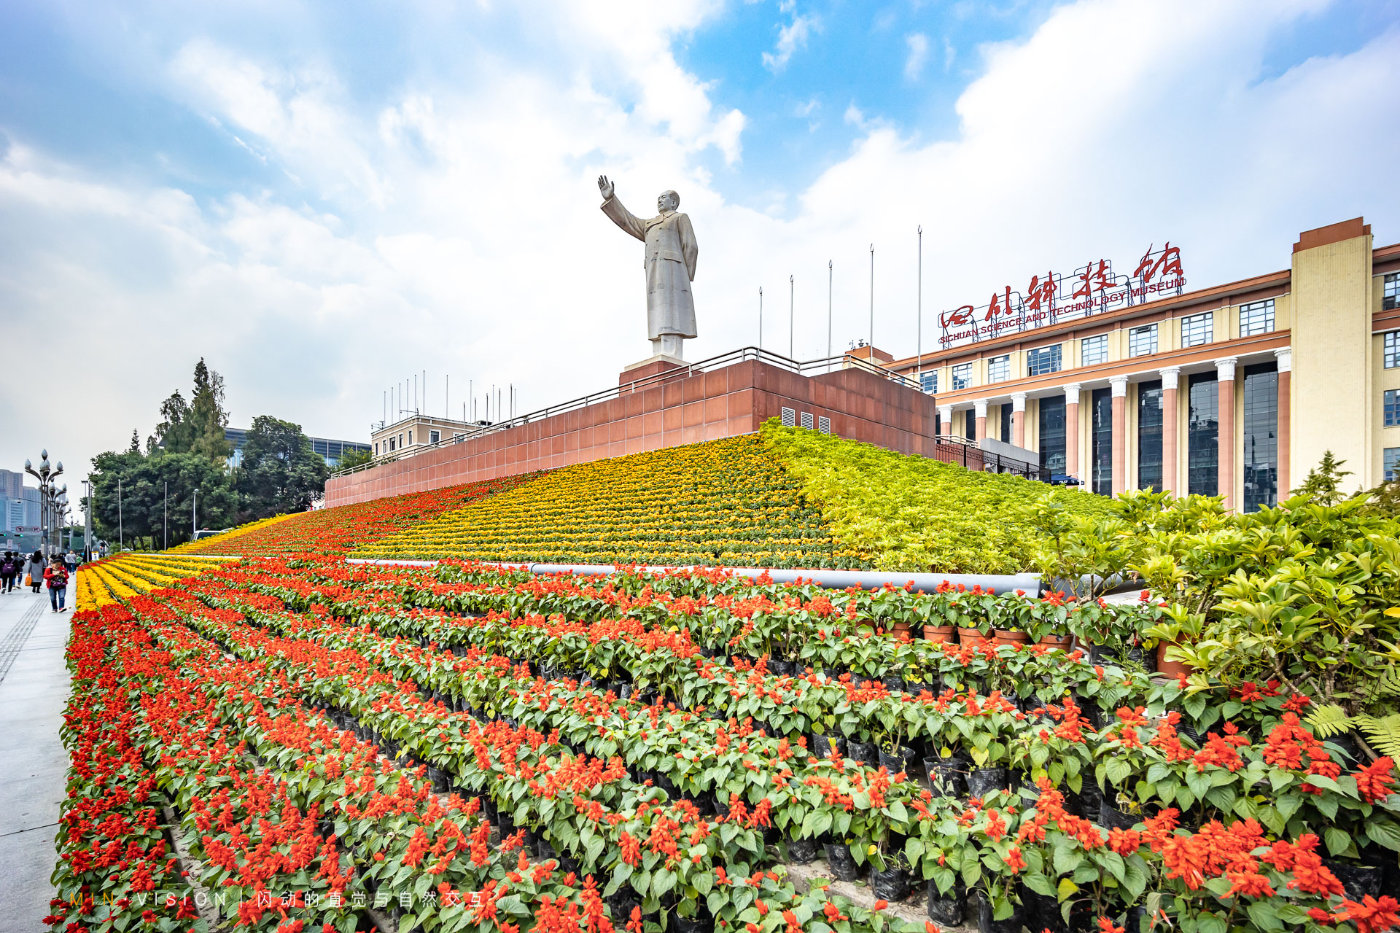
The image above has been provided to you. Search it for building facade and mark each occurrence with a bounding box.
[370,415,483,459]
[891,218,1400,509]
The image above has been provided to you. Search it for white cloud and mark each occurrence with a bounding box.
[904,33,930,81]
[762,6,818,72]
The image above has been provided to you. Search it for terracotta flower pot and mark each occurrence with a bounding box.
[923,624,957,643]
[1037,634,1073,650]
[957,626,991,646]
[993,629,1028,647]
[891,620,913,641]
[1155,640,1193,679]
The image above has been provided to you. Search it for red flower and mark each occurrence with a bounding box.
[1355,757,1397,804]
[1337,896,1400,933]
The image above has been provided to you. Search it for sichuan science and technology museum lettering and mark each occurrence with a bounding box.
[938,243,1186,347]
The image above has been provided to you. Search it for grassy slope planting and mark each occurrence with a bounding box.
[175,472,538,557]
[761,421,1115,574]
[356,436,855,567]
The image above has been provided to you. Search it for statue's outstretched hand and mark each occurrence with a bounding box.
[598,174,614,201]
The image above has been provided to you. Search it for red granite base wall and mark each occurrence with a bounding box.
[325,359,963,507]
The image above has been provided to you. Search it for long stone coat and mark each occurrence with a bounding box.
[601,195,699,339]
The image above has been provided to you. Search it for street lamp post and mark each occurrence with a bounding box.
[192,488,199,541]
[24,450,63,558]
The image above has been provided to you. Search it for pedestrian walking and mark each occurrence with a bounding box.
[0,551,17,592]
[44,555,69,612]
[64,548,77,576]
[27,550,44,593]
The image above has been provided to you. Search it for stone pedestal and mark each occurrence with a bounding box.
[620,354,687,386]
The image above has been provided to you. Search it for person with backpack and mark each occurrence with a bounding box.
[27,550,45,593]
[44,555,69,612]
[0,552,17,592]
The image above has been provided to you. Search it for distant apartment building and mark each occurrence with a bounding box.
[0,468,41,534]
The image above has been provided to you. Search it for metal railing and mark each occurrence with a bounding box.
[331,347,921,480]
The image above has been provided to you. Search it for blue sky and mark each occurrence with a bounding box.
[2,0,1399,482]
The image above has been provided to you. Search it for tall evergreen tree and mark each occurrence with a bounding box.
[189,358,233,462]
[152,391,193,453]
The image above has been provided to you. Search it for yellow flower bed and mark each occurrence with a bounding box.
[76,553,234,611]
[166,512,297,554]
[356,436,860,568]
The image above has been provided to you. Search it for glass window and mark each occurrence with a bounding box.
[1080,335,1108,367]
[987,355,1010,383]
[1386,448,1400,482]
[1385,332,1399,369]
[1129,324,1158,358]
[1188,373,1219,496]
[999,405,1011,443]
[964,410,978,439]
[1386,389,1400,428]
[920,370,939,393]
[1239,300,1275,337]
[408,430,413,444]
[1091,387,1113,496]
[1027,345,1062,376]
[1180,311,1213,348]
[430,430,441,444]
[952,363,972,390]
[1137,380,1163,491]
[1038,396,1066,475]
[1385,273,1400,311]
[1243,363,1278,512]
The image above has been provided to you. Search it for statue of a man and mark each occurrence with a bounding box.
[598,175,698,359]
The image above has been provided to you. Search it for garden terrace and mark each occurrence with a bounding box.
[174,472,537,558]
[355,436,853,568]
[761,423,1116,574]
[58,547,1400,933]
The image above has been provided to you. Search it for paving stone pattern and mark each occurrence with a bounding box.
[0,583,73,930]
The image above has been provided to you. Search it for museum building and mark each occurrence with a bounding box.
[889,217,1400,510]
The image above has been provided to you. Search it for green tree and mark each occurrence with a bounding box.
[335,446,374,470]
[1291,451,1354,506]
[188,358,232,462]
[150,360,232,462]
[152,391,193,453]
[90,450,237,547]
[234,416,329,521]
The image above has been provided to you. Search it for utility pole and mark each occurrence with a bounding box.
[163,481,168,551]
[869,243,875,349]
[192,488,198,540]
[758,287,763,349]
[83,478,92,562]
[817,263,828,361]
[117,476,123,552]
[917,226,923,388]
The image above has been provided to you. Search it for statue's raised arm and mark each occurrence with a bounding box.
[596,174,699,359]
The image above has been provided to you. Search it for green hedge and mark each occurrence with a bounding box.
[761,420,1114,573]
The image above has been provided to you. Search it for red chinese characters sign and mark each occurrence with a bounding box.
[938,243,1185,347]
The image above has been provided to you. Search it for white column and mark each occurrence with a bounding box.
[938,405,953,438]
[1160,367,1180,494]
[1063,383,1082,481]
[1274,349,1291,498]
[1010,392,1026,447]
[973,399,988,442]
[1216,358,1238,509]
[1110,376,1128,496]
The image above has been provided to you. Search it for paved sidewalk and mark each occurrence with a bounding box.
[0,580,74,930]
